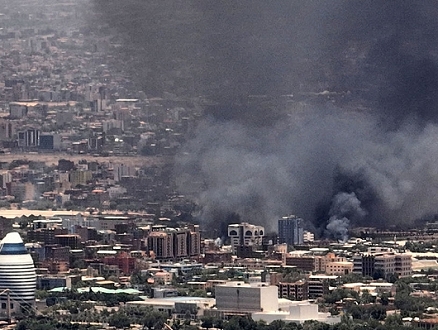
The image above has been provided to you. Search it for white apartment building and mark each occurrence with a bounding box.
[303,231,314,243]
[215,281,278,312]
[214,281,340,324]
[228,223,264,253]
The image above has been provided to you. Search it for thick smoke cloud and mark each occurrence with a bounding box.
[91,1,438,237]
[323,1,438,127]
[176,107,438,234]
[327,192,367,242]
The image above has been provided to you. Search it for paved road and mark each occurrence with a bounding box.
[0,209,144,219]
[0,153,170,167]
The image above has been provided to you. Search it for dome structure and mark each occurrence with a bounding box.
[0,232,36,309]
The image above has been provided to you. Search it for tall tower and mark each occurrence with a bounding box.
[0,232,36,315]
[278,215,304,246]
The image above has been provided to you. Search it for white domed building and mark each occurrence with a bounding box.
[0,232,36,315]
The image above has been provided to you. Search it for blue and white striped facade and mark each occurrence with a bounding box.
[0,232,36,308]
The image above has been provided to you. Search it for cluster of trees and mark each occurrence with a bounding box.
[323,275,438,321]
[199,315,412,330]
[35,305,169,329]
[404,240,438,253]
[323,288,359,304]
[106,306,168,329]
[17,316,98,330]
[46,290,139,307]
[15,313,415,330]
[16,307,167,330]
[392,279,438,316]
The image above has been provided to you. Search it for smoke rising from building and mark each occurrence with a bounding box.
[91,1,438,235]
[326,192,366,241]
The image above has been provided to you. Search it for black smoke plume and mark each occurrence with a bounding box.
[91,1,438,237]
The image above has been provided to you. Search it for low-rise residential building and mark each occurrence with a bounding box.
[353,251,412,278]
[278,280,308,300]
[325,253,354,276]
[285,255,316,272]
[126,297,215,318]
[308,275,337,299]
[154,270,173,285]
[342,282,396,296]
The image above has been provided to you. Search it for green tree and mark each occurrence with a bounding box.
[201,316,214,329]
[142,308,167,330]
[386,272,399,283]
[360,290,375,304]
[380,292,390,306]
[324,288,358,304]
[223,316,257,330]
[385,314,403,326]
[214,318,224,329]
[109,312,131,328]
[190,289,208,298]
[340,272,367,284]
[63,200,75,210]
[369,305,386,320]
[267,319,286,330]
[302,320,329,330]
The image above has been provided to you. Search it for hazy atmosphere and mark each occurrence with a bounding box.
[91,1,438,238]
[1,1,437,326]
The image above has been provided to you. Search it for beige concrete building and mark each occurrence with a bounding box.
[147,231,173,260]
[325,253,353,276]
[353,252,412,278]
[395,253,412,277]
[69,169,92,187]
[154,270,172,285]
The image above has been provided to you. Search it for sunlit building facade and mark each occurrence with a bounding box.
[0,232,36,315]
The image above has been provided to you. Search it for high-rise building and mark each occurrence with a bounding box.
[69,169,93,187]
[278,215,304,246]
[112,163,136,182]
[0,232,36,316]
[147,232,174,260]
[146,226,201,261]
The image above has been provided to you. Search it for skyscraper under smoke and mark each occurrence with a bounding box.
[278,215,304,246]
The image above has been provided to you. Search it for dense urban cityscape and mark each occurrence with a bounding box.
[0,1,438,330]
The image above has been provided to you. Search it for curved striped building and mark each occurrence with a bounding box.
[0,232,36,311]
